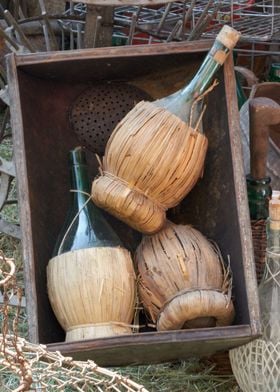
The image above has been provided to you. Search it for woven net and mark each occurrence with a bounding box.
[229,339,280,392]
[229,247,280,392]
[0,251,149,392]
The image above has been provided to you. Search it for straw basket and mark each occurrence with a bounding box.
[92,101,208,234]
[135,221,234,330]
[47,247,136,342]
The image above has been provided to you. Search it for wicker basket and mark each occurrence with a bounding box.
[251,219,267,284]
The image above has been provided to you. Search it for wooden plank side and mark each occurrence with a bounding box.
[223,56,261,336]
[9,43,261,366]
[14,40,213,66]
[6,53,39,342]
[47,325,256,366]
[74,0,182,6]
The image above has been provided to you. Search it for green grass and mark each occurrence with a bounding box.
[117,361,238,391]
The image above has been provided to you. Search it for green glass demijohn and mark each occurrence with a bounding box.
[53,146,122,256]
[47,147,136,343]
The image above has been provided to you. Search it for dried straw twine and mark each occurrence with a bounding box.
[0,252,148,392]
[135,221,234,331]
[92,101,208,234]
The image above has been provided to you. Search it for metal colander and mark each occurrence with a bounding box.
[69,81,151,155]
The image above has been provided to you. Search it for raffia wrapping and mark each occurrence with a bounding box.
[47,247,136,342]
[0,252,148,392]
[92,101,208,234]
[135,221,234,331]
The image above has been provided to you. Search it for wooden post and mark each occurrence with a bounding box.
[23,0,66,16]
[84,5,114,48]
[78,0,173,48]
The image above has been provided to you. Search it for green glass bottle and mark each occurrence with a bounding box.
[268,63,280,82]
[246,175,272,220]
[154,25,241,128]
[53,146,122,256]
[48,146,136,342]
[258,197,280,343]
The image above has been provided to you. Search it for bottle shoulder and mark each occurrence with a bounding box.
[53,209,122,256]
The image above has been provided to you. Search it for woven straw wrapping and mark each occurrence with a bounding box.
[135,221,235,330]
[0,252,148,392]
[92,101,208,234]
[47,247,136,341]
[229,339,280,392]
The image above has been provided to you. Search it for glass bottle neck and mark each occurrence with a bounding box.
[179,41,229,100]
[52,149,123,256]
[246,175,272,220]
[70,163,92,211]
[261,218,280,280]
[266,218,280,254]
[154,40,230,126]
[69,162,123,248]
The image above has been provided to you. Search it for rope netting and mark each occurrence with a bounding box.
[0,251,149,392]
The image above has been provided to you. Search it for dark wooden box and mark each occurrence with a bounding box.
[7,41,261,366]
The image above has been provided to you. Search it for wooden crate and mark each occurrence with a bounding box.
[7,41,261,366]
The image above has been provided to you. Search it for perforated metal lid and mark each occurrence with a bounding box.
[69,82,151,155]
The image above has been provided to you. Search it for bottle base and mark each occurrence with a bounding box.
[66,323,133,342]
[92,173,166,234]
[157,289,235,331]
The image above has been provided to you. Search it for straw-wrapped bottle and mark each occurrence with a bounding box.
[47,147,136,342]
[135,221,235,331]
[92,26,241,234]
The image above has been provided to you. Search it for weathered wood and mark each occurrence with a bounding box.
[0,218,21,238]
[84,5,114,48]
[7,42,261,366]
[223,55,261,335]
[14,39,214,66]
[0,157,15,177]
[7,53,39,342]
[75,0,171,4]
[47,325,256,366]
[25,0,65,16]
[0,172,10,210]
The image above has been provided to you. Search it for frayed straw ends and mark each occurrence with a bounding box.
[92,173,166,234]
[157,289,235,331]
[47,247,136,341]
[135,221,234,330]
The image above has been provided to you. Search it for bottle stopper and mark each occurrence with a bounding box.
[217,25,241,50]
